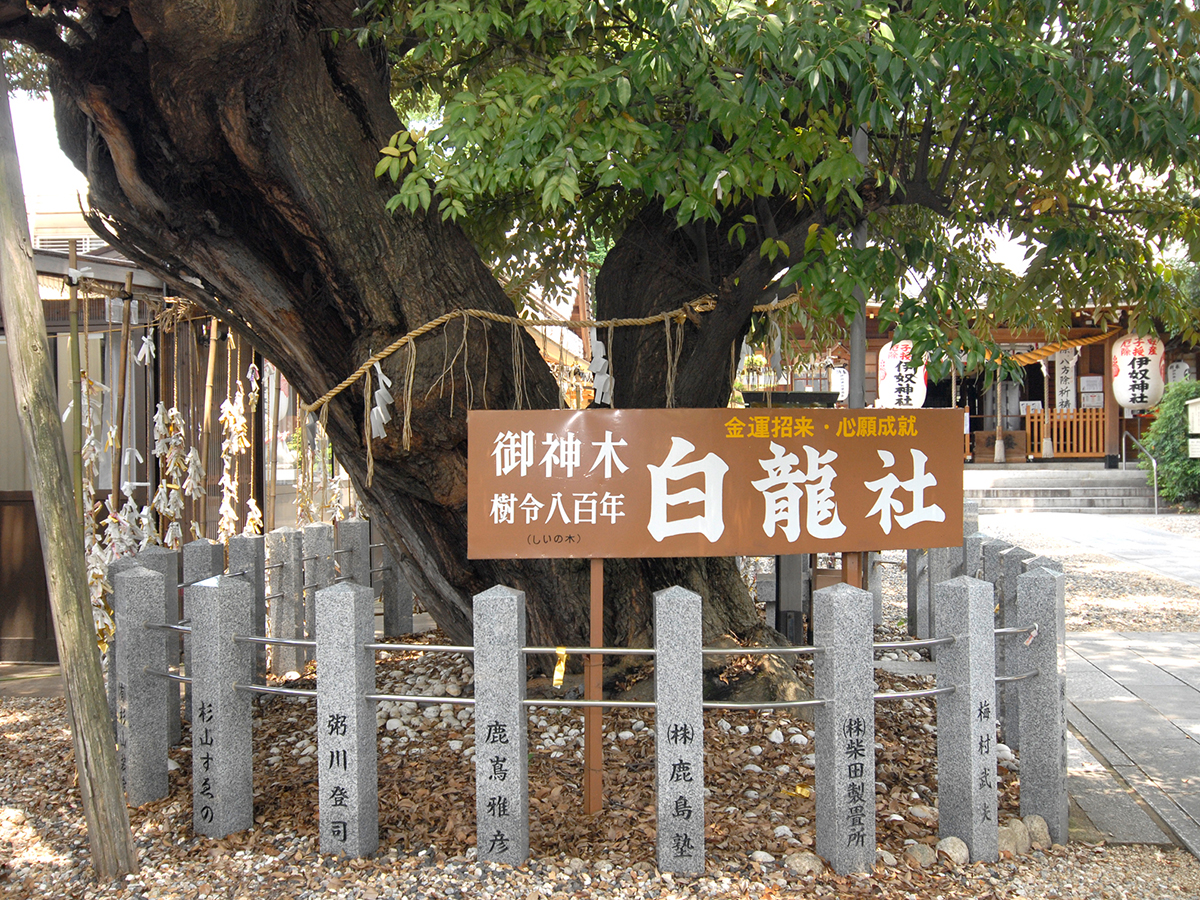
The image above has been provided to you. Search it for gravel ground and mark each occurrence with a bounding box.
[3,513,1200,899]
[976,512,1200,633]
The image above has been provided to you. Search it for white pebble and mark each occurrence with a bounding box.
[768,729,784,744]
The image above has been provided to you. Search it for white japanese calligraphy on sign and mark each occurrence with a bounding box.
[646,437,728,543]
[750,442,846,541]
[864,449,945,534]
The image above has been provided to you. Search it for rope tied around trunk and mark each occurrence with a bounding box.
[298,292,804,487]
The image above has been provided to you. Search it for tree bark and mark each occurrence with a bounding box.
[0,72,138,881]
[3,1,774,658]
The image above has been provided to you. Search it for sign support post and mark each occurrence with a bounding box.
[585,557,604,814]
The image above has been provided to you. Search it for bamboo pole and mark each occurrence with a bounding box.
[110,272,132,501]
[68,239,83,531]
[0,73,137,881]
[265,363,281,532]
[198,316,220,537]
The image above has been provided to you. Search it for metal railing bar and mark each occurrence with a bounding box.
[232,635,317,648]
[994,624,1037,636]
[363,642,474,655]
[365,693,474,706]
[523,699,656,710]
[234,683,318,698]
[995,670,1039,684]
[265,562,284,571]
[522,646,656,657]
[144,668,192,685]
[874,686,956,702]
[143,622,192,634]
[1122,431,1159,516]
[264,592,283,601]
[369,565,389,575]
[874,636,955,650]
[701,645,820,657]
[703,698,826,710]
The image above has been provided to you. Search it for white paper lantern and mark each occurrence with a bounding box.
[1167,361,1193,384]
[876,340,927,408]
[1111,334,1165,410]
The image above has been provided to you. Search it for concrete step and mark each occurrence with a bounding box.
[966,486,1155,498]
[971,496,1157,510]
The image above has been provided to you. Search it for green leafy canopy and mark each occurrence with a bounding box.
[353,1,1200,373]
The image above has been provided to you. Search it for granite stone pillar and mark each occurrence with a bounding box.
[189,575,255,838]
[105,555,142,730]
[316,582,379,857]
[266,527,305,674]
[907,548,929,638]
[1016,567,1069,845]
[182,539,224,720]
[867,552,883,627]
[814,583,875,874]
[757,570,777,628]
[336,519,372,588]
[137,545,182,745]
[302,523,334,650]
[473,586,530,866]
[963,532,986,581]
[228,534,267,678]
[998,546,1036,749]
[380,547,414,637]
[112,565,170,807]
[935,576,999,862]
[654,586,705,875]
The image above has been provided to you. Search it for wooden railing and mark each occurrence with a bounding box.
[1024,408,1106,458]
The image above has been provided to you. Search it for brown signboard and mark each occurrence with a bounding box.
[468,408,964,559]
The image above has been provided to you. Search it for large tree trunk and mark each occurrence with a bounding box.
[6,1,778,661]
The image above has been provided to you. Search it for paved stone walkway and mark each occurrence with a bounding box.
[1067,632,1200,857]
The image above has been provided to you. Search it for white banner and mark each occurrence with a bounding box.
[1054,349,1079,409]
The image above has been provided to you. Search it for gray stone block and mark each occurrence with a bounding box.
[380,547,414,637]
[1016,567,1068,845]
[228,534,266,678]
[316,583,379,857]
[302,524,334,647]
[814,583,875,874]
[182,539,223,721]
[935,576,999,862]
[112,566,170,807]
[867,553,882,627]
[980,539,1013,604]
[963,532,986,581]
[907,549,929,638]
[1022,555,1062,574]
[105,555,143,731]
[999,547,1036,749]
[136,546,182,746]
[963,501,979,540]
[927,546,959,656]
[189,575,255,838]
[473,586,529,866]
[266,528,305,675]
[654,586,705,875]
[336,519,372,588]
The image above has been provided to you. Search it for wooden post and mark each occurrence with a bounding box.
[110,272,133,500]
[993,378,1005,463]
[585,557,603,814]
[0,75,137,880]
[68,239,83,530]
